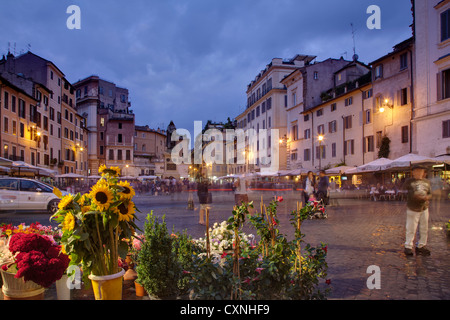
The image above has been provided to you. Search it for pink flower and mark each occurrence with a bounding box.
[182,270,191,274]
[326,279,331,285]
[255,267,264,274]
[277,196,283,202]
[221,252,228,259]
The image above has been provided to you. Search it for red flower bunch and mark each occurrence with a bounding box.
[277,196,283,202]
[8,233,69,287]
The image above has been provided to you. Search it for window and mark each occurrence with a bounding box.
[4,92,8,109]
[331,103,337,112]
[100,118,105,126]
[291,124,298,141]
[118,134,123,143]
[266,97,272,110]
[316,145,325,159]
[292,93,297,106]
[304,114,309,122]
[262,102,266,113]
[344,140,354,156]
[291,152,298,161]
[256,106,260,117]
[20,123,24,138]
[332,143,336,158]
[316,109,323,117]
[363,89,373,99]
[344,115,352,129]
[3,117,8,133]
[365,109,371,124]
[109,149,114,160]
[441,8,450,42]
[400,53,408,70]
[375,65,383,79]
[345,97,353,106]
[314,71,318,80]
[304,129,311,139]
[364,136,374,153]
[12,121,16,135]
[304,149,311,161]
[18,99,25,119]
[117,150,123,161]
[118,123,123,129]
[401,126,409,143]
[329,120,337,133]
[126,150,131,161]
[438,68,450,100]
[443,120,450,138]
[400,88,408,105]
[11,96,16,113]
[317,124,325,135]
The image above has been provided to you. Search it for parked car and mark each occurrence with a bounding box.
[0,177,66,214]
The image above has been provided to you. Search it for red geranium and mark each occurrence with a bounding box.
[7,232,69,287]
[277,196,283,202]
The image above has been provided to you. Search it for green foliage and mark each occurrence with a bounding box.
[378,135,391,159]
[136,212,180,298]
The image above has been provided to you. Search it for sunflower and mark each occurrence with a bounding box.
[109,166,121,177]
[58,194,74,211]
[90,182,113,212]
[62,212,76,231]
[117,181,135,200]
[98,164,107,175]
[77,194,88,206]
[114,200,136,222]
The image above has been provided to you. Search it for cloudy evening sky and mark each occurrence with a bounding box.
[0,0,413,134]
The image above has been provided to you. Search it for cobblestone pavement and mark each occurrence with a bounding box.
[1,190,449,300]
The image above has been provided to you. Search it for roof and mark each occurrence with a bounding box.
[369,37,414,66]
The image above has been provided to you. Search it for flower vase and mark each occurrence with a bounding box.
[1,270,45,300]
[55,274,71,300]
[88,268,125,300]
[134,280,147,297]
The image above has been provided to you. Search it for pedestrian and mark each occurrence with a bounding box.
[234,174,249,206]
[197,177,209,225]
[304,171,315,204]
[317,170,329,205]
[402,164,432,256]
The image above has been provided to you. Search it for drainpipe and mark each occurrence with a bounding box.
[408,48,414,154]
[359,87,365,165]
[311,110,315,168]
[342,115,346,165]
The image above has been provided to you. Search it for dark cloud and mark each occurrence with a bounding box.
[0,0,412,131]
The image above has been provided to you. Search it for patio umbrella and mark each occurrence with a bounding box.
[381,153,437,170]
[11,161,40,175]
[356,158,393,172]
[87,175,101,179]
[326,166,355,175]
[56,173,86,178]
[433,155,450,164]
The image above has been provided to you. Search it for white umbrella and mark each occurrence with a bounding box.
[356,158,393,172]
[87,175,101,179]
[56,173,86,178]
[433,155,450,164]
[326,166,355,175]
[344,167,358,174]
[381,153,437,170]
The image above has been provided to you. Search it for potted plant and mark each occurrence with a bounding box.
[0,223,69,300]
[136,213,181,299]
[51,165,140,300]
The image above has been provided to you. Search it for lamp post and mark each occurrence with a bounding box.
[318,134,324,170]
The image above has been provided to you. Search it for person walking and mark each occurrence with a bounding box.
[317,170,330,205]
[197,177,209,225]
[402,164,432,256]
[304,171,316,204]
[234,174,249,206]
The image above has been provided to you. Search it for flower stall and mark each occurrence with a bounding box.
[50,165,140,300]
[0,223,69,300]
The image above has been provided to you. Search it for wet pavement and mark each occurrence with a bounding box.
[1,190,449,300]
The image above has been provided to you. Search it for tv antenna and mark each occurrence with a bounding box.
[350,23,358,61]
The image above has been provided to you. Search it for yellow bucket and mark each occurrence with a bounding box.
[88,269,125,300]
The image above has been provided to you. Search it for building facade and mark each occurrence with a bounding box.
[413,0,450,157]
[74,75,135,175]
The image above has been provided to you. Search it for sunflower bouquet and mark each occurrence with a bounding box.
[51,165,139,282]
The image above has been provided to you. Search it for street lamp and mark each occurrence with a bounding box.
[318,134,324,170]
